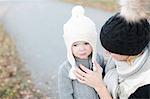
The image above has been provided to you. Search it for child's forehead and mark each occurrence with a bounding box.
[73,41,89,44]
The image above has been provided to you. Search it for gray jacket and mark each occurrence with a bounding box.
[58,54,105,99]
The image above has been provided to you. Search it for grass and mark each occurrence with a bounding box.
[63,0,119,12]
[0,25,47,98]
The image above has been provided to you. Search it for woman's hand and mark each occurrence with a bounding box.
[74,61,112,99]
[74,61,104,89]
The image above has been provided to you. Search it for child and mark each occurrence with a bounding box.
[58,5,105,99]
[74,0,150,99]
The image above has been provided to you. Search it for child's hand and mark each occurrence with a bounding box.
[74,61,104,89]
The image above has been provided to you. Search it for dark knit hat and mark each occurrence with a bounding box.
[100,0,150,55]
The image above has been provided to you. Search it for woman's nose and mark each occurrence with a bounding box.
[105,50,111,56]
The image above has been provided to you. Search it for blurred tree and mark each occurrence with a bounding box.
[63,0,119,11]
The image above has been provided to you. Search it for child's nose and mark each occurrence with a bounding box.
[79,45,85,51]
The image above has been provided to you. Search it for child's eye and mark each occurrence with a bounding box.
[73,44,77,47]
[84,42,89,45]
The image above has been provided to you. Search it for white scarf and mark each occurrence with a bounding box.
[113,47,150,99]
[113,47,149,79]
[104,44,150,99]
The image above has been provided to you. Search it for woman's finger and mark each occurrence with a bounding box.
[75,67,87,77]
[74,70,87,84]
[74,70,85,81]
[76,78,85,84]
[79,64,92,74]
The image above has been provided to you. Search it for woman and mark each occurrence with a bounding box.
[74,0,150,99]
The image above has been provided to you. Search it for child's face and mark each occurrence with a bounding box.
[105,50,129,61]
[72,41,92,59]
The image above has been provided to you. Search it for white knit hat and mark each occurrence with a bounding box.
[63,5,98,79]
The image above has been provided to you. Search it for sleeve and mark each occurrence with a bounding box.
[103,68,118,99]
[105,56,116,73]
[58,63,74,99]
[103,57,119,99]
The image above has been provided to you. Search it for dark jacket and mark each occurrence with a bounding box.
[129,84,150,99]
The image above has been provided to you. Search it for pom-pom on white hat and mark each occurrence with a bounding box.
[63,5,98,79]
